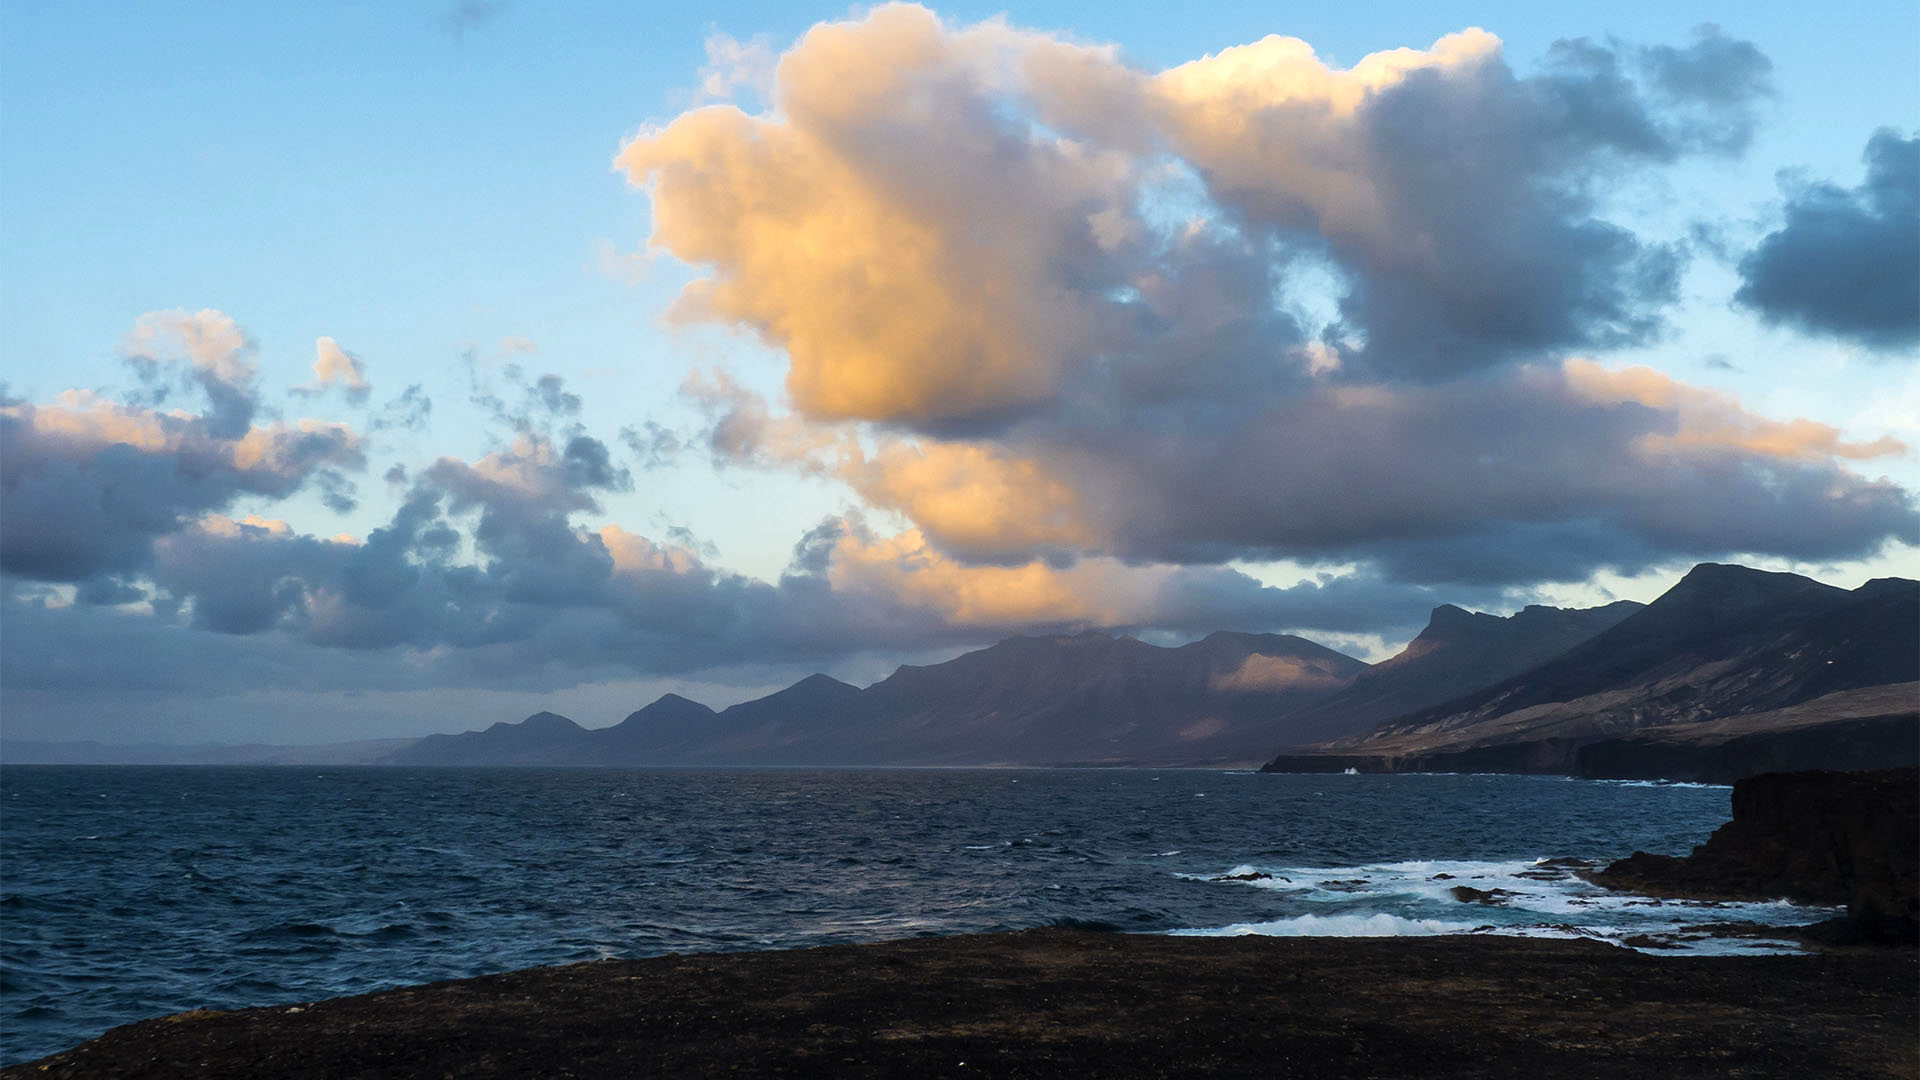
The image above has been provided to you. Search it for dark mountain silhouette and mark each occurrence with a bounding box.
[592,675,869,765]
[386,711,588,766]
[582,694,722,763]
[1265,565,1920,780]
[1272,600,1643,747]
[845,630,1366,764]
[382,631,1369,767]
[378,564,1914,775]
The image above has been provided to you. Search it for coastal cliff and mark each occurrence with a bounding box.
[1590,768,1919,942]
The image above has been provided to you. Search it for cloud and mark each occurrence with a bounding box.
[618,421,683,470]
[294,336,373,403]
[369,384,432,433]
[123,308,262,439]
[622,6,1910,589]
[1637,24,1774,154]
[618,6,1134,429]
[697,31,777,103]
[1735,129,1920,350]
[4,12,1912,740]
[0,386,363,584]
[1,495,1488,711]
[620,7,1778,429]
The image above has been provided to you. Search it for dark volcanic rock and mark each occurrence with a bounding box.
[1590,768,1919,942]
[9,929,1915,1079]
[1449,885,1521,904]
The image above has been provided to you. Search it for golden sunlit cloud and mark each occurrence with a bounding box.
[1564,359,1908,462]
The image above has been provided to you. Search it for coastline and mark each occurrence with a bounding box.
[8,928,1915,1079]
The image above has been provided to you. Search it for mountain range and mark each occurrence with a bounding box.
[383,630,1380,767]
[9,563,1913,779]
[1263,564,1919,781]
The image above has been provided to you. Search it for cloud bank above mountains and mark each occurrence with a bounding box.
[625,6,1911,578]
[2,5,1913,737]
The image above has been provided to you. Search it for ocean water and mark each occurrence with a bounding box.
[0,766,1833,1065]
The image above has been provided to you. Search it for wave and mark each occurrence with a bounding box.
[1172,856,1830,955]
[1170,913,1482,937]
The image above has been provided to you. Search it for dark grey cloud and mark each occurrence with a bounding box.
[1048,365,1914,583]
[1638,25,1774,154]
[1735,129,1920,350]
[0,402,363,583]
[1161,30,1771,382]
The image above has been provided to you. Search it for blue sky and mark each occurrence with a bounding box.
[2,2,1915,744]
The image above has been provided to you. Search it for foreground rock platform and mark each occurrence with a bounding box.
[7,929,1915,1079]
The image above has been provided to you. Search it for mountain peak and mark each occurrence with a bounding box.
[633,692,715,717]
[1672,562,1826,592]
[484,710,580,735]
[1650,563,1841,622]
[772,673,863,701]
[1423,604,1490,631]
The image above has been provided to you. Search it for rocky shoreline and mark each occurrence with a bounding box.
[11,768,1916,1077]
[6,928,1915,1079]
[1587,767,1918,943]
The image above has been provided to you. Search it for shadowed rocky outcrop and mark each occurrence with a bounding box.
[1589,768,1919,943]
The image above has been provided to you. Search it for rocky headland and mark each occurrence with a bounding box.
[1589,768,1919,943]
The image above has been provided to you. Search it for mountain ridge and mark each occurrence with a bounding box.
[377,592,1657,767]
[1265,565,1920,780]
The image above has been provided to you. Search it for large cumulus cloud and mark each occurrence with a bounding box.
[5,10,1916,738]
[1735,129,1920,350]
[625,6,1914,586]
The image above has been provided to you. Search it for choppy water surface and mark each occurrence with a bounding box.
[0,767,1828,1064]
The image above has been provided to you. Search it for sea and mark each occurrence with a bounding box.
[0,766,1836,1065]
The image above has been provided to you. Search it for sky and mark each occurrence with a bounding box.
[2,1,1916,746]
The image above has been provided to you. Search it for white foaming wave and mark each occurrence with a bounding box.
[1170,913,1483,937]
[1592,779,1730,789]
[1172,855,1830,955]
[1166,915,1809,954]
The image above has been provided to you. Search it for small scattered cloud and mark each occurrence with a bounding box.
[696,31,777,103]
[369,384,432,433]
[293,336,373,403]
[122,308,262,439]
[619,421,683,470]
[591,239,654,284]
